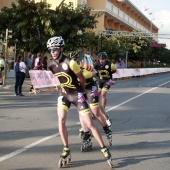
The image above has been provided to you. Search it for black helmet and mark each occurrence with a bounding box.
[98,52,107,59]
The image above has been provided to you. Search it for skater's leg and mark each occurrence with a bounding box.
[100,90,107,109]
[80,112,105,148]
[90,105,112,143]
[79,114,89,132]
[90,106,107,127]
[99,104,107,116]
[79,114,90,139]
[15,74,19,95]
[99,104,112,127]
[57,108,68,147]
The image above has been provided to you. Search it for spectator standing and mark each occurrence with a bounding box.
[115,60,120,69]
[29,52,42,93]
[120,58,126,69]
[33,52,42,70]
[42,56,48,70]
[0,52,9,85]
[25,54,33,77]
[14,54,26,96]
[0,52,5,85]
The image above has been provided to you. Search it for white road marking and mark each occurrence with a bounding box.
[0,81,169,162]
[75,81,170,125]
[0,133,60,162]
[106,81,170,112]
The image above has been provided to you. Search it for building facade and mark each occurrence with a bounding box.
[0,0,159,65]
[0,0,159,34]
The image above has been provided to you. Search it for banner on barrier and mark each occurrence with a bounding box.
[112,68,170,79]
[29,70,60,89]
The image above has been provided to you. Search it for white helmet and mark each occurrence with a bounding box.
[47,36,65,48]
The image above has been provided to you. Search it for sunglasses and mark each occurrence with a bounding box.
[48,47,60,52]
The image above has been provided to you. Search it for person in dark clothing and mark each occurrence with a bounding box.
[14,54,26,96]
[47,36,113,168]
[42,56,48,70]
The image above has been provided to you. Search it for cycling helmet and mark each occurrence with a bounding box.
[98,52,107,59]
[47,36,65,48]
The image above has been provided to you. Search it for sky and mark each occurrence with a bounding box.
[129,0,170,49]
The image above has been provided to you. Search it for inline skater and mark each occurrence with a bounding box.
[94,52,116,125]
[47,36,113,168]
[71,53,112,146]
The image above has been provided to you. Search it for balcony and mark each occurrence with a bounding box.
[105,0,150,33]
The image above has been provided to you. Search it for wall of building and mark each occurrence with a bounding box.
[0,0,15,8]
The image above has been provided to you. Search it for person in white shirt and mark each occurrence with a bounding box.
[29,52,42,93]
[33,52,42,70]
[14,54,26,96]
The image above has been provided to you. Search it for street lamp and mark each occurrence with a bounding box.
[100,33,103,51]
[3,29,12,87]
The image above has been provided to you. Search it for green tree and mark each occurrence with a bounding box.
[0,0,101,53]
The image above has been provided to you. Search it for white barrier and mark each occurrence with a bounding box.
[29,70,60,89]
[28,68,170,89]
[113,68,170,79]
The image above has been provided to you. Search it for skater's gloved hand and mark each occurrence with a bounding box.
[93,77,97,82]
[106,79,115,86]
[78,92,86,103]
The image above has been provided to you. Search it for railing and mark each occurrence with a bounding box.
[106,0,150,33]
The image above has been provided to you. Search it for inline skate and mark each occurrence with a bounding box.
[101,147,113,168]
[58,147,71,168]
[80,131,92,151]
[91,113,95,120]
[79,128,85,139]
[105,114,112,129]
[103,125,112,146]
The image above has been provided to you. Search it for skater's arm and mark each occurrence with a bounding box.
[76,71,86,90]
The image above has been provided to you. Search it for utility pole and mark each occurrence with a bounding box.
[2,29,12,87]
[2,29,8,87]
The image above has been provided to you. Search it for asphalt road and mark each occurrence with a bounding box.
[0,73,170,170]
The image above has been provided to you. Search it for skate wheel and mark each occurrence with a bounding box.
[67,157,71,164]
[80,145,85,152]
[58,159,63,168]
[91,114,95,119]
[107,159,113,168]
[89,143,92,149]
[109,140,112,146]
[36,89,40,93]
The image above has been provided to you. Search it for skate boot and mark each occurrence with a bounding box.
[80,131,92,152]
[101,147,113,168]
[29,85,34,94]
[103,126,112,146]
[79,128,85,139]
[105,114,112,129]
[58,147,71,168]
[91,113,95,120]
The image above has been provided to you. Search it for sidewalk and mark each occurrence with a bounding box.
[0,77,31,95]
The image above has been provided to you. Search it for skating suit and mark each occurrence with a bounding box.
[94,61,116,92]
[48,55,90,115]
[79,62,99,108]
